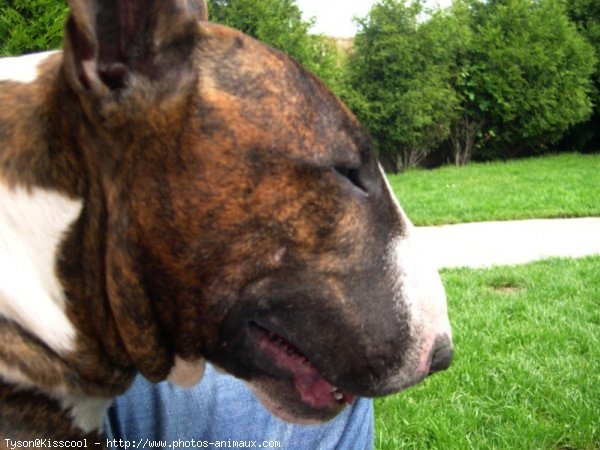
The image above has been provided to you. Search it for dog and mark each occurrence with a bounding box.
[0,0,452,443]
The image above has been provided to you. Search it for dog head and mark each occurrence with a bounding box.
[62,0,452,422]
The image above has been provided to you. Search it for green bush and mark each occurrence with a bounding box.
[207,0,342,91]
[1,0,343,93]
[346,0,596,168]
[0,0,67,56]
[451,0,596,163]
[559,0,600,152]
[344,1,459,170]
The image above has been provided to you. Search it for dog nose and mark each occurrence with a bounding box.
[428,335,453,374]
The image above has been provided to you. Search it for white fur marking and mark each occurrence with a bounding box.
[167,356,206,388]
[379,164,451,385]
[61,395,112,435]
[0,360,37,389]
[388,232,450,341]
[0,184,82,354]
[0,51,59,83]
[379,163,449,327]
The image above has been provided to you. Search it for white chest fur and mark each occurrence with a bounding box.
[0,51,119,436]
[0,51,59,83]
[0,183,82,354]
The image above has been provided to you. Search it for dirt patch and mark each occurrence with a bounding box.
[494,286,521,295]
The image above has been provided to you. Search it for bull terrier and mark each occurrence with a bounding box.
[0,0,452,443]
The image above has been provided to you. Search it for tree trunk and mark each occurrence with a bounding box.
[451,111,485,166]
[400,147,427,169]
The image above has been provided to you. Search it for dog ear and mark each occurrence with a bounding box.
[63,0,206,96]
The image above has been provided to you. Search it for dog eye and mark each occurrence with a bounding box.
[333,166,368,196]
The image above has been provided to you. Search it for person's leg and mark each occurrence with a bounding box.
[104,364,373,449]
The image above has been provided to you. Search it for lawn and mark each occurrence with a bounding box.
[387,153,600,226]
[375,256,600,450]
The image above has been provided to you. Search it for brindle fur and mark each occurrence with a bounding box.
[0,0,440,442]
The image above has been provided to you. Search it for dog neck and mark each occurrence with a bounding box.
[0,50,205,437]
[0,51,132,437]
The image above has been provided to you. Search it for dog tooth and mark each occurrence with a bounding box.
[333,392,343,401]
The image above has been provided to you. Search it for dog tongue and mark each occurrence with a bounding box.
[293,369,356,407]
[293,369,337,408]
[254,326,355,408]
[278,347,356,408]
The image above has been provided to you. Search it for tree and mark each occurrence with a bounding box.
[344,0,459,170]
[0,0,67,56]
[0,0,343,93]
[560,0,600,152]
[449,0,596,164]
[207,0,342,90]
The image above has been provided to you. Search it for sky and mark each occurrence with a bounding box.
[295,0,453,37]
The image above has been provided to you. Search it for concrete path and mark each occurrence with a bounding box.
[414,217,600,269]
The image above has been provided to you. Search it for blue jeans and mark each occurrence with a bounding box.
[104,364,374,449]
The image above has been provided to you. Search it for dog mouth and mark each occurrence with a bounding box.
[249,322,356,410]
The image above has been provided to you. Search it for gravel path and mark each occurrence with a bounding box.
[414,217,600,269]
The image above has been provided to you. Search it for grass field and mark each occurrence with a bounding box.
[375,257,600,450]
[387,153,600,226]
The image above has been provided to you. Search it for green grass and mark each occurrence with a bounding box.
[375,257,600,450]
[387,153,600,226]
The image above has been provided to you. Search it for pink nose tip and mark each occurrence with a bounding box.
[428,335,453,374]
